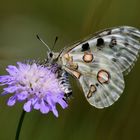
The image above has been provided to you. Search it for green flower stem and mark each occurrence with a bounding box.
[15,110,26,140]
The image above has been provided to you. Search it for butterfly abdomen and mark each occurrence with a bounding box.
[58,70,72,98]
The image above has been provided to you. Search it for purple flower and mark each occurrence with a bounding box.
[0,62,68,117]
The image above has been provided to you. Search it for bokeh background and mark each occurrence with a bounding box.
[0,0,140,140]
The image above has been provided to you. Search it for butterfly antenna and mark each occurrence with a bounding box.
[51,36,58,51]
[36,34,51,52]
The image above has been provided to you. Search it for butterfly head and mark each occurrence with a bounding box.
[36,35,60,63]
[47,51,59,62]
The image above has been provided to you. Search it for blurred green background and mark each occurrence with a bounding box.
[0,0,140,140]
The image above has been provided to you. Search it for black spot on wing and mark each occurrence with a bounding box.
[96,83,99,87]
[112,58,117,62]
[124,42,129,46]
[96,38,105,46]
[109,37,117,48]
[107,30,112,35]
[81,42,90,51]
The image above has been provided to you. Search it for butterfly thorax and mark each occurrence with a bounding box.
[45,51,72,98]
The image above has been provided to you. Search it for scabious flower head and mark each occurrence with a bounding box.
[0,62,68,117]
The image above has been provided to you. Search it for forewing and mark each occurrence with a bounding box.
[66,26,140,75]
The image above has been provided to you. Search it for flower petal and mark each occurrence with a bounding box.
[33,98,41,110]
[23,100,32,112]
[6,65,18,76]
[0,75,10,81]
[1,91,9,96]
[33,101,40,110]
[4,86,19,93]
[40,100,49,114]
[7,95,17,106]
[0,75,14,85]
[52,107,58,117]
[46,95,54,107]
[17,91,28,101]
[58,99,68,109]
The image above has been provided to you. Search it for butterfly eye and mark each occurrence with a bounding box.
[49,52,53,58]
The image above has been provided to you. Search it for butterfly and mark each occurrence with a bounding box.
[37,26,140,109]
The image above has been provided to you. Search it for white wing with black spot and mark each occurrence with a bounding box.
[62,52,124,108]
[67,26,140,75]
[60,26,140,108]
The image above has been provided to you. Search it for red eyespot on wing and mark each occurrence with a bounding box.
[97,70,110,84]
